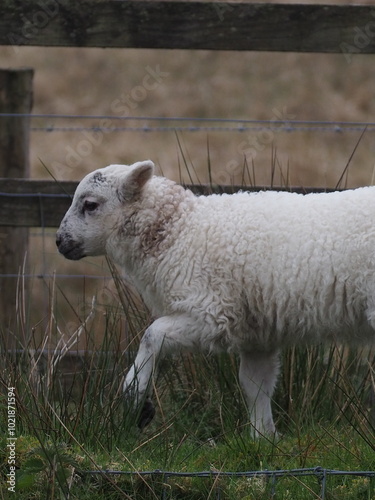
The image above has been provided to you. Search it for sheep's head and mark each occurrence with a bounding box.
[56,160,154,260]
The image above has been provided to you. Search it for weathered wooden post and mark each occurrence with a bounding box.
[0,68,33,349]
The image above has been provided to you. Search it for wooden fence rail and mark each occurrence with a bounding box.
[1,1,375,54]
[0,179,339,228]
[0,179,75,227]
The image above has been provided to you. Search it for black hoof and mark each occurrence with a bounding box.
[137,398,156,430]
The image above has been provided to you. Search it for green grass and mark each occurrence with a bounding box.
[0,263,374,499]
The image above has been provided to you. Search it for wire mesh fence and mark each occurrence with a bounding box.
[82,467,375,499]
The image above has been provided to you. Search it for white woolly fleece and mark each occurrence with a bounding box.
[110,180,375,351]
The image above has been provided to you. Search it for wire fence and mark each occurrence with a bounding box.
[82,467,375,499]
[1,113,375,134]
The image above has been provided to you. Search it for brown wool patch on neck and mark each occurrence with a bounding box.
[139,182,193,257]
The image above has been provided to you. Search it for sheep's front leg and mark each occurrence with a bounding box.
[123,315,193,428]
[239,350,280,438]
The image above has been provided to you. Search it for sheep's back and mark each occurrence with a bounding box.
[158,187,375,348]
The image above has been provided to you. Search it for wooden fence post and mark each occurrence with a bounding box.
[0,68,33,349]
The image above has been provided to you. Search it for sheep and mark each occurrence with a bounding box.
[56,160,375,437]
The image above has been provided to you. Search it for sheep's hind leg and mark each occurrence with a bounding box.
[239,350,280,438]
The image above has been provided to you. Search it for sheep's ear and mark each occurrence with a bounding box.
[119,160,155,202]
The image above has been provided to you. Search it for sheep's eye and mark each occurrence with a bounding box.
[83,200,99,213]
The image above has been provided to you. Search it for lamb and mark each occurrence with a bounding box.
[56,160,375,436]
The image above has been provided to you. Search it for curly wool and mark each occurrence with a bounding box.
[115,181,375,351]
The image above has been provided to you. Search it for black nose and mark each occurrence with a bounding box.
[56,234,61,248]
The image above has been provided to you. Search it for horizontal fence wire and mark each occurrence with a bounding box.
[0,274,109,279]
[0,192,70,198]
[0,113,374,133]
[81,467,375,499]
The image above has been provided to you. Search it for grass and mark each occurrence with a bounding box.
[0,262,374,499]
